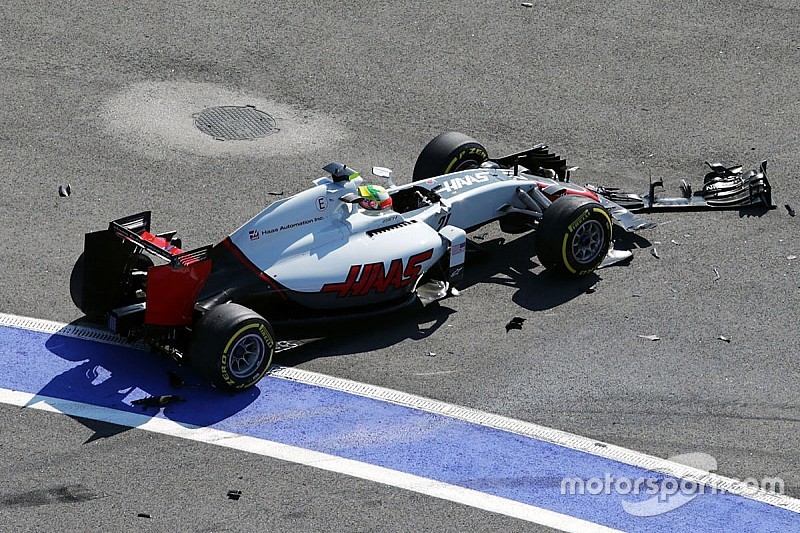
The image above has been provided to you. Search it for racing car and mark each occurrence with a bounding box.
[70,132,774,391]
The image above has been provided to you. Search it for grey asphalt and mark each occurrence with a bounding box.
[1,0,798,530]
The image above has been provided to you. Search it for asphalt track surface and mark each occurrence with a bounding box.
[1,0,799,531]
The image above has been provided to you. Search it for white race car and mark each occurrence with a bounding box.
[70,131,773,390]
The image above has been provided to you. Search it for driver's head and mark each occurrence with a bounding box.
[357,184,393,211]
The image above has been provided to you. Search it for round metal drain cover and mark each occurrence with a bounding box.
[194,105,279,141]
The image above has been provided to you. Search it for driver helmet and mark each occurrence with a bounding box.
[357,184,393,211]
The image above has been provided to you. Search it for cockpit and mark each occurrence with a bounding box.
[388,185,442,214]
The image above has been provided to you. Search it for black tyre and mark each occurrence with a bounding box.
[69,252,153,320]
[190,303,275,391]
[412,131,490,181]
[69,253,91,315]
[536,195,612,276]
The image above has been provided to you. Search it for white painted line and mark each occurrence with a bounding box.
[3,311,800,516]
[0,313,145,348]
[272,368,800,515]
[0,312,304,352]
[413,370,459,376]
[0,388,620,533]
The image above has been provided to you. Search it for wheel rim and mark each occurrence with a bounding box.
[572,219,605,264]
[228,333,266,379]
[453,159,481,172]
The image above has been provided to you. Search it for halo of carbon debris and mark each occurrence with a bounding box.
[194,105,279,141]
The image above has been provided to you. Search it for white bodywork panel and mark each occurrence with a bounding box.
[222,165,598,309]
[228,177,446,304]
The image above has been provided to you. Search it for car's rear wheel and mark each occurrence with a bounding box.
[190,303,275,391]
[413,131,490,181]
[536,195,612,276]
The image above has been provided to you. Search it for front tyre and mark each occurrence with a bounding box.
[190,303,275,391]
[536,195,612,276]
[412,131,490,181]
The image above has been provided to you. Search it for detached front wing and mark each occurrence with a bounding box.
[587,160,775,231]
[588,160,774,214]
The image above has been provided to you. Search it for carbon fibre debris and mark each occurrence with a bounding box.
[132,395,183,408]
[505,317,526,333]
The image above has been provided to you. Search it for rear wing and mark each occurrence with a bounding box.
[79,211,213,328]
[110,211,211,267]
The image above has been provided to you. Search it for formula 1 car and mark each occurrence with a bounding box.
[70,132,774,390]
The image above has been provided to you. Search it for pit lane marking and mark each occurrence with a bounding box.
[2,312,799,514]
[2,312,800,529]
[0,388,619,533]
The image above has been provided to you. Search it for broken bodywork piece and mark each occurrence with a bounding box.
[131,395,183,408]
[586,160,774,224]
[505,316,526,332]
[598,243,633,268]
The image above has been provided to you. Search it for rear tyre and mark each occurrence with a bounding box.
[69,253,92,316]
[412,131,489,181]
[190,303,275,391]
[536,195,612,276]
[69,252,153,320]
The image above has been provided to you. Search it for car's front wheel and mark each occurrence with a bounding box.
[413,131,490,181]
[536,195,612,276]
[190,303,275,391]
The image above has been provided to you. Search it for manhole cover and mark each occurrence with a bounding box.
[194,105,279,141]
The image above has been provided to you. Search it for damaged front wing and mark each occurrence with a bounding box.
[588,160,775,231]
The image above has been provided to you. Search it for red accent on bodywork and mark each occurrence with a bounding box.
[321,249,434,298]
[140,232,184,255]
[221,237,288,301]
[568,189,600,202]
[537,182,600,203]
[322,265,361,297]
[145,260,212,326]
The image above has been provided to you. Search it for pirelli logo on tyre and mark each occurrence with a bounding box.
[259,324,275,350]
[445,146,489,174]
[567,209,591,233]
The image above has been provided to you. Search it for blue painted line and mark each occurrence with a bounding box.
[1,324,797,531]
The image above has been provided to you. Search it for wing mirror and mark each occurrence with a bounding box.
[372,166,395,188]
[339,192,362,203]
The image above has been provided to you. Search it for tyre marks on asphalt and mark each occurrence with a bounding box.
[1,484,101,509]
